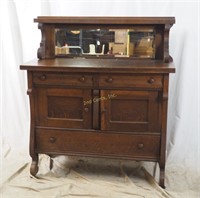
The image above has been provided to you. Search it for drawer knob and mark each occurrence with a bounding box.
[79,76,86,82]
[138,143,144,149]
[148,77,155,84]
[39,74,46,81]
[101,108,107,113]
[49,137,56,143]
[84,107,89,112]
[106,77,113,83]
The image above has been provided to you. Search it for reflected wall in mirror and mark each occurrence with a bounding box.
[55,28,156,58]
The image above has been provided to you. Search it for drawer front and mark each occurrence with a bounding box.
[99,74,162,89]
[36,129,160,160]
[33,72,93,87]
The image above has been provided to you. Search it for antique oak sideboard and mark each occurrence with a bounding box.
[20,17,175,188]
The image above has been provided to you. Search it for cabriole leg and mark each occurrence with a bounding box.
[30,155,39,176]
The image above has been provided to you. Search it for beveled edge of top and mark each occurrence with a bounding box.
[20,58,175,74]
[34,16,175,25]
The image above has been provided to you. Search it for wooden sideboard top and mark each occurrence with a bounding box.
[34,16,175,25]
[20,58,175,73]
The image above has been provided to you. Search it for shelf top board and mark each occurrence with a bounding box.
[34,16,175,25]
[20,58,175,74]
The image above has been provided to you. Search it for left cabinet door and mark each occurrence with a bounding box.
[35,88,92,129]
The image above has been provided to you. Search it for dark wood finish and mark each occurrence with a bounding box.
[33,72,93,87]
[34,16,175,25]
[20,17,175,188]
[27,72,39,176]
[92,89,100,130]
[34,17,175,61]
[159,74,169,188]
[20,58,175,73]
[37,24,55,59]
[164,24,173,63]
[155,25,164,60]
[100,90,160,132]
[35,128,160,160]
[35,88,92,129]
[98,74,163,89]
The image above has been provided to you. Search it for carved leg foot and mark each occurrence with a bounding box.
[30,160,39,176]
[159,168,165,188]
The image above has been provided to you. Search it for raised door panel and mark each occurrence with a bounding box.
[35,88,92,129]
[101,90,160,132]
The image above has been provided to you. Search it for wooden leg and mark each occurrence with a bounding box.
[153,162,157,178]
[159,165,165,188]
[30,152,39,176]
[50,158,53,170]
[30,155,39,176]
[48,155,56,170]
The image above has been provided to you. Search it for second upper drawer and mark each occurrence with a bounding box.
[33,72,93,87]
[99,74,163,89]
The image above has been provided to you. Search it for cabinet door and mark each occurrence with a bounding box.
[101,90,160,132]
[35,88,92,129]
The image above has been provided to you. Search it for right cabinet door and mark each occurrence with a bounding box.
[100,90,161,132]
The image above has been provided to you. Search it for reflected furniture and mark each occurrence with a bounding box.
[20,17,175,188]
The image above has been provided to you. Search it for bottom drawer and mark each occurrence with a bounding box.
[36,128,160,160]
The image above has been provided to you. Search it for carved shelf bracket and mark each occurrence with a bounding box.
[37,23,45,59]
[164,24,174,63]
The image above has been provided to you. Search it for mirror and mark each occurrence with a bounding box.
[55,28,156,58]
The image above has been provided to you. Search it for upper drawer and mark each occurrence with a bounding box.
[33,72,93,87]
[99,74,163,89]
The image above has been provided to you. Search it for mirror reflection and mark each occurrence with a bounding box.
[55,28,155,58]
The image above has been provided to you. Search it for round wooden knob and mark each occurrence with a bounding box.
[106,77,113,83]
[148,77,155,84]
[39,74,46,81]
[84,107,89,112]
[138,143,144,149]
[49,137,56,143]
[79,76,86,82]
[101,108,107,113]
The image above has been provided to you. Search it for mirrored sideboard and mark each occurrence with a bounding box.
[20,16,175,188]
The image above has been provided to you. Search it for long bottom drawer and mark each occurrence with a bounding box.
[35,128,160,160]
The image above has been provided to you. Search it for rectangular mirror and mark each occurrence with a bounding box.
[55,27,156,58]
